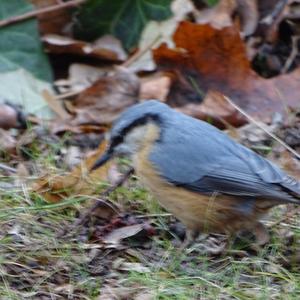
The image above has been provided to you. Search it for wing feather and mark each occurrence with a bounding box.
[150,111,300,204]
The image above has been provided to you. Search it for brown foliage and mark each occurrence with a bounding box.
[153,21,300,125]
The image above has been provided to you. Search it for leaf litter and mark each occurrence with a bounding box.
[0,0,300,299]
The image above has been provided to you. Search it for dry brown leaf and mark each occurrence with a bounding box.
[43,34,127,62]
[29,0,72,35]
[50,67,139,134]
[33,140,112,202]
[70,67,140,126]
[140,73,172,101]
[153,21,300,126]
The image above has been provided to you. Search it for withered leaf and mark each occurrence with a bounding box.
[43,34,127,62]
[50,67,139,134]
[71,67,140,126]
[153,21,300,126]
[33,140,112,202]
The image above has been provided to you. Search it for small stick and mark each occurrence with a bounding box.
[121,34,162,68]
[281,35,300,74]
[59,167,134,236]
[0,0,86,28]
[0,163,17,173]
[223,95,300,160]
[260,0,289,26]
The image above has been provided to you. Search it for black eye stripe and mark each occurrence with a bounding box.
[110,135,123,148]
[109,113,162,149]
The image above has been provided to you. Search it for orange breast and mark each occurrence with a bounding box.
[132,124,269,234]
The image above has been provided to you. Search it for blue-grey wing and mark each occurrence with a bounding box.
[150,112,300,204]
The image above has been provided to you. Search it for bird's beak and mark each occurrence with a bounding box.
[91,150,112,171]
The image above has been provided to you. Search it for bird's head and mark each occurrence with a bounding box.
[91,100,169,170]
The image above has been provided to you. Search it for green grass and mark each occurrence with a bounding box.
[0,137,300,299]
[1,178,299,299]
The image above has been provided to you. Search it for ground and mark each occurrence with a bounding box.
[0,130,300,299]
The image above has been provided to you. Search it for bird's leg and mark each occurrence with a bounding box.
[180,229,199,250]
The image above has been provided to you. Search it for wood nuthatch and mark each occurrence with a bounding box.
[92,100,300,245]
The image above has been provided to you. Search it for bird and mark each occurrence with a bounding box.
[92,100,300,246]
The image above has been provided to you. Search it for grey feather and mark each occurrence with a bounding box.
[110,100,300,204]
[145,102,300,204]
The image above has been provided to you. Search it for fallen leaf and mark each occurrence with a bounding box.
[140,73,172,101]
[70,66,140,126]
[33,140,113,202]
[103,224,145,245]
[43,34,127,61]
[50,67,139,134]
[153,21,300,125]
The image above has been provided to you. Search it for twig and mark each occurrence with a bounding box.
[59,167,134,236]
[260,0,289,26]
[281,35,300,74]
[136,213,172,219]
[0,0,86,28]
[223,95,300,160]
[122,34,162,68]
[55,90,81,100]
[0,163,17,173]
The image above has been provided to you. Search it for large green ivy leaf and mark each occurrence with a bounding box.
[0,0,53,82]
[74,0,173,51]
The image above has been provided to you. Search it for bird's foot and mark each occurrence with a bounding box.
[178,229,199,251]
